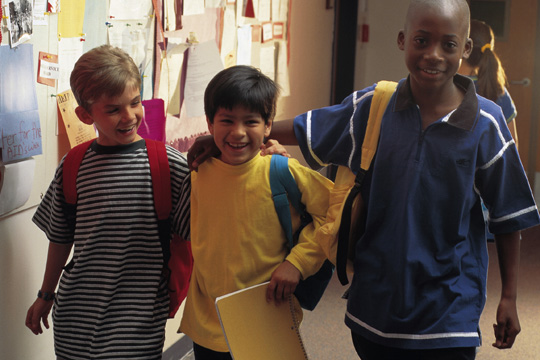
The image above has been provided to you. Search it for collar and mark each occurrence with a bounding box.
[393,74,479,131]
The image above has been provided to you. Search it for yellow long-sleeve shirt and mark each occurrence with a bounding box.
[180,154,333,351]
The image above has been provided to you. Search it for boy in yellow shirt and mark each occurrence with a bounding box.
[180,65,333,359]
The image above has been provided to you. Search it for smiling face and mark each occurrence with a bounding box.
[398,1,472,95]
[75,81,143,146]
[208,106,272,166]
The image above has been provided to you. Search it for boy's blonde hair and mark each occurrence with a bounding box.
[70,45,141,112]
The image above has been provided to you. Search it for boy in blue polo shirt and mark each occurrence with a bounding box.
[188,0,539,359]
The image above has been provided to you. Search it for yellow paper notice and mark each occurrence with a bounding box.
[58,0,86,38]
[57,90,96,148]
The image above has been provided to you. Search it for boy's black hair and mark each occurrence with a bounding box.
[204,65,279,124]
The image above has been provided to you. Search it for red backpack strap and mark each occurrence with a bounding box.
[145,139,172,220]
[63,140,94,204]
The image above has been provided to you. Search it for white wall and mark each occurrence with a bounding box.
[0,1,335,359]
[355,0,408,89]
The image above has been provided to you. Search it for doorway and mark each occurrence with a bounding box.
[470,0,540,198]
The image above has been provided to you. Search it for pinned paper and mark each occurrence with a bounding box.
[37,52,59,87]
[58,0,86,38]
[0,44,43,162]
[57,90,97,148]
[184,41,224,118]
[273,22,284,39]
[262,22,273,43]
[243,0,255,18]
[0,158,36,216]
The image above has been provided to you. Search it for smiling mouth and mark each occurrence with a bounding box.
[422,68,442,75]
[117,125,136,134]
[227,142,248,149]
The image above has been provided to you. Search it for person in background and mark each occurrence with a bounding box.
[25,45,191,360]
[180,65,333,360]
[458,18,519,146]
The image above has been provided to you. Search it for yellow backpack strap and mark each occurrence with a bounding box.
[360,80,398,171]
[336,80,397,286]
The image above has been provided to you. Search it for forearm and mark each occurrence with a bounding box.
[494,231,521,300]
[269,119,298,145]
[509,119,519,149]
[40,242,73,293]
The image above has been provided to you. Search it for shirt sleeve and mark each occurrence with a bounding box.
[496,87,517,124]
[32,158,74,244]
[168,147,191,240]
[293,84,377,171]
[284,159,334,279]
[475,100,539,234]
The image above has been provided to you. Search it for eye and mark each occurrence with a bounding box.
[414,37,427,46]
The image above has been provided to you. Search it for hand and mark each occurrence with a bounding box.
[266,261,301,306]
[25,299,54,335]
[187,134,219,171]
[492,296,521,349]
[260,139,291,158]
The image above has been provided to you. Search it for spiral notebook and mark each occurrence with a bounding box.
[215,282,308,360]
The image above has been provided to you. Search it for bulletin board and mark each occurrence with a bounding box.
[0,0,292,218]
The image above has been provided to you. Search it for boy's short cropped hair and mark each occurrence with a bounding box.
[70,45,141,112]
[204,65,279,124]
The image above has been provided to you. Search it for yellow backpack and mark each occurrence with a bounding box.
[316,80,398,286]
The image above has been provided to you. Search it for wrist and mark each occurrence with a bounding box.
[37,290,55,301]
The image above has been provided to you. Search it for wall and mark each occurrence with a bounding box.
[0,1,335,358]
[354,0,408,89]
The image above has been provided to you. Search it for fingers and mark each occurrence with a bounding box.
[25,307,42,335]
[266,281,294,306]
[493,322,519,349]
[266,281,277,304]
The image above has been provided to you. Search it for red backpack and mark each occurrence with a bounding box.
[62,138,193,318]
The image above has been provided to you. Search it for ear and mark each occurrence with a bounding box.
[397,30,405,51]
[75,106,94,125]
[462,37,473,60]
[206,116,214,135]
[264,119,273,138]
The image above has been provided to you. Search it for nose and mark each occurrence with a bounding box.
[425,44,443,62]
[120,106,137,122]
[230,123,246,137]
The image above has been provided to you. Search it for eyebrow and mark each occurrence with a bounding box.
[103,95,141,108]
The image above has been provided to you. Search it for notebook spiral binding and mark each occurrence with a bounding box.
[289,295,309,359]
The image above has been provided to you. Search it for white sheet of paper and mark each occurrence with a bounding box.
[0,158,35,216]
[57,38,84,93]
[220,6,237,66]
[275,40,290,97]
[158,42,188,115]
[33,0,48,25]
[236,25,252,66]
[184,41,224,118]
[259,44,275,81]
[258,0,271,21]
[109,0,152,20]
[206,0,224,7]
[184,0,205,15]
[39,59,60,79]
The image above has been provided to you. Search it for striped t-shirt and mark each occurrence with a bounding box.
[33,140,190,360]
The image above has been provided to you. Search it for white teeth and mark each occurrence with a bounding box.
[424,69,439,74]
[229,143,247,148]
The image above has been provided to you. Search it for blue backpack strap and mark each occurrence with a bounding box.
[270,155,295,249]
[270,155,312,249]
